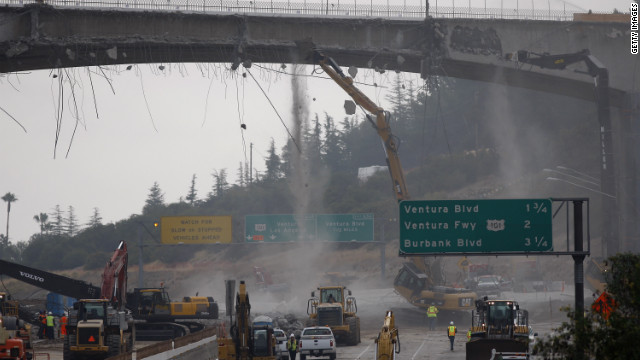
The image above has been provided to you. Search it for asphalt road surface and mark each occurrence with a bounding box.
[29,288,572,360]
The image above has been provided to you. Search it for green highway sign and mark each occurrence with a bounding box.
[316,214,374,242]
[245,214,374,243]
[399,199,553,254]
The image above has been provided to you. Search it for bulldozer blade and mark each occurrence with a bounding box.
[465,339,529,360]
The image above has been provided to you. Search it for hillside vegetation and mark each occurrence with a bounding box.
[1,77,601,288]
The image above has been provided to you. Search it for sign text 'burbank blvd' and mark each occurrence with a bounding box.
[399,199,553,254]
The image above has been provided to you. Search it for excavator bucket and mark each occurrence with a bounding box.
[465,339,529,360]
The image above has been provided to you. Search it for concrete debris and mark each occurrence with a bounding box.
[65,48,75,61]
[396,55,405,66]
[106,46,118,60]
[348,66,357,78]
[5,42,29,58]
[243,59,252,68]
[89,52,96,58]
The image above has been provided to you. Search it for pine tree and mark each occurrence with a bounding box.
[210,169,229,199]
[87,207,103,228]
[65,205,79,236]
[264,138,282,182]
[50,205,64,236]
[143,182,165,214]
[186,174,198,205]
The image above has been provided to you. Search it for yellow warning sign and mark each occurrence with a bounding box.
[160,216,232,244]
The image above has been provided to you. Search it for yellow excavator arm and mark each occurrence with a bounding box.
[312,50,410,202]
[375,311,400,360]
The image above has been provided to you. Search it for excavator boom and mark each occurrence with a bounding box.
[312,50,409,202]
[0,259,101,300]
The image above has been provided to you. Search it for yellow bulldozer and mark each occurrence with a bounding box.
[307,286,360,346]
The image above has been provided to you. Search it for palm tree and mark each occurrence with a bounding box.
[33,212,49,234]
[2,192,17,242]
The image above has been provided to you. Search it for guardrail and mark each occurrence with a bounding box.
[0,0,607,21]
[106,324,223,360]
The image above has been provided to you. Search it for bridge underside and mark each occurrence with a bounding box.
[0,4,628,106]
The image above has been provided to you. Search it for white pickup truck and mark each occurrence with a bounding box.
[298,326,337,360]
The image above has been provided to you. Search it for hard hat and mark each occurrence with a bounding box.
[431,302,435,305]
[48,312,52,315]
[290,334,295,338]
[450,321,454,325]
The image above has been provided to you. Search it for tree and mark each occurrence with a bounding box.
[143,182,165,214]
[33,212,50,234]
[264,138,282,182]
[186,174,198,205]
[209,169,229,199]
[533,253,640,359]
[87,207,103,228]
[1,192,17,242]
[65,205,79,236]
[50,205,64,236]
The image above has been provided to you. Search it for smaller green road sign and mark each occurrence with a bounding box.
[316,214,374,242]
[245,214,316,242]
[245,214,374,243]
[399,199,553,254]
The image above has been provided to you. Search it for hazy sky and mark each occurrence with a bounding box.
[0,0,631,244]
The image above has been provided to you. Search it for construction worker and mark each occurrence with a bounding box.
[447,321,457,351]
[38,311,47,339]
[287,333,297,360]
[466,329,472,342]
[60,312,68,339]
[426,302,438,331]
[46,311,55,340]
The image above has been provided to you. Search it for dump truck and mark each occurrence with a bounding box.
[466,298,536,360]
[306,286,360,346]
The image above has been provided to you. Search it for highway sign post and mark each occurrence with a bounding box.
[245,214,374,243]
[399,199,553,254]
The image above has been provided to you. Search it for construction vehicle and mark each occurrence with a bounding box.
[393,258,477,312]
[65,298,131,360]
[253,267,290,294]
[306,46,477,314]
[0,241,218,341]
[0,293,31,350]
[306,286,360,345]
[466,297,535,360]
[217,280,277,360]
[374,311,400,360]
[0,316,32,360]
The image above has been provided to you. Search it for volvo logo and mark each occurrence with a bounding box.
[19,271,45,282]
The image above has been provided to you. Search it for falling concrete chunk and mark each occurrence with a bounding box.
[106,46,118,60]
[89,52,96,58]
[243,59,252,68]
[66,48,76,61]
[348,66,358,78]
[396,55,405,66]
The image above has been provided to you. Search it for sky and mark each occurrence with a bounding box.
[0,0,631,244]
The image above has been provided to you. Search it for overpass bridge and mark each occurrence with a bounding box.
[0,1,638,253]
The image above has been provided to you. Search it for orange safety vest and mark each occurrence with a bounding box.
[448,325,457,337]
